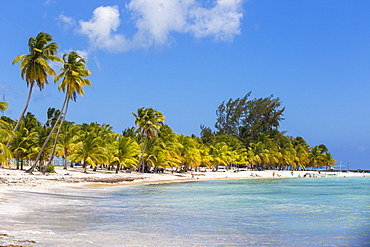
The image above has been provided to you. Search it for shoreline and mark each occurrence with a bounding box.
[0,166,367,193]
[1,167,369,247]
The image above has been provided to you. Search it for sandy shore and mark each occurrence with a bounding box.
[0,166,365,193]
[0,167,368,247]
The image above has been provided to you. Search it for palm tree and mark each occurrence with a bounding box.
[294,145,309,170]
[41,51,91,173]
[27,51,91,174]
[321,152,336,171]
[132,107,165,172]
[176,135,202,172]
[309,145,324,169]
[69,131,107,173]
[0,102,13,166]
[0,102,8,112]
[111,136,140,173]
[10,32,62,139]
[27,126,53,171]
[55,121,78,169]
[45,107,61,127]
[9,122,37,170]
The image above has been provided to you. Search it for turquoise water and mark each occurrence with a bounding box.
[1,177,370,246]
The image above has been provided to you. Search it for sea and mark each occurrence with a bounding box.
[1,177,369,246]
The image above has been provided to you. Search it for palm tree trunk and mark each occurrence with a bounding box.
[26,95,68,174]
[83,160,87,173]
[42,97,69,174]
[63,155,68,169]
[138,139,147,172]
[7,84,34,147]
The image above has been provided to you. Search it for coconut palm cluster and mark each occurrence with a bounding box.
[0,32,335,174]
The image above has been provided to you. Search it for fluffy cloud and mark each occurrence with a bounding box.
[128,0,244,47]
[67,0,244,52]
[79,5,130,52]
[187,0,243,40]
[127,0,193,47]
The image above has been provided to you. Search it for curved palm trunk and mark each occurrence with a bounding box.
[42,98,70,174]
[26,95,68,174]
[7,84,34,147]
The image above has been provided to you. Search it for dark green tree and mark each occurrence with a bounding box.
[215,92,285,144]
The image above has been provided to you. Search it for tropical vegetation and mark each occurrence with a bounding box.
[0,32,336,174]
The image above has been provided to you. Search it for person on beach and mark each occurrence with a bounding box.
[272,172,275,177]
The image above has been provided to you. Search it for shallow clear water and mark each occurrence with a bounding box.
[1,177,370,246]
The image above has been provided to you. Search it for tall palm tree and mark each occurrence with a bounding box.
[10,32,62,139]
[41,51,91,173]
[132,107,165,172]
[27,51,91,174]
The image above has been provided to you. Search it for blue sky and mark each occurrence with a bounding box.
[0,0,369,170]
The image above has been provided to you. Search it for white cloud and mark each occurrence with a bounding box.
[187,0,243,41]
[71,0,244,52]
[127,0,194,47]
[57,12,76,30]
[79,5,130,52]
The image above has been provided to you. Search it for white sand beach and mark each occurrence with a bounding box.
[0,167,369,247]
[0,166,365,193]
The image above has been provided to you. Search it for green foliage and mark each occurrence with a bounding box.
[12,32,62,89]
[55,51,92,102]
[37,164,56,173]
[200,125,214,144]
[215,92,285,144]
[133,107,166,142]
[0,102,8,112]
[4,32,335,174]
[215,92,252,136]
[46,107,61,127]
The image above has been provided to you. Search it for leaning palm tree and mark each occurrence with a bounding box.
[132,107,165,172]
[10,32,62,140]
[41,51,91,173]
[27,51,91,174]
